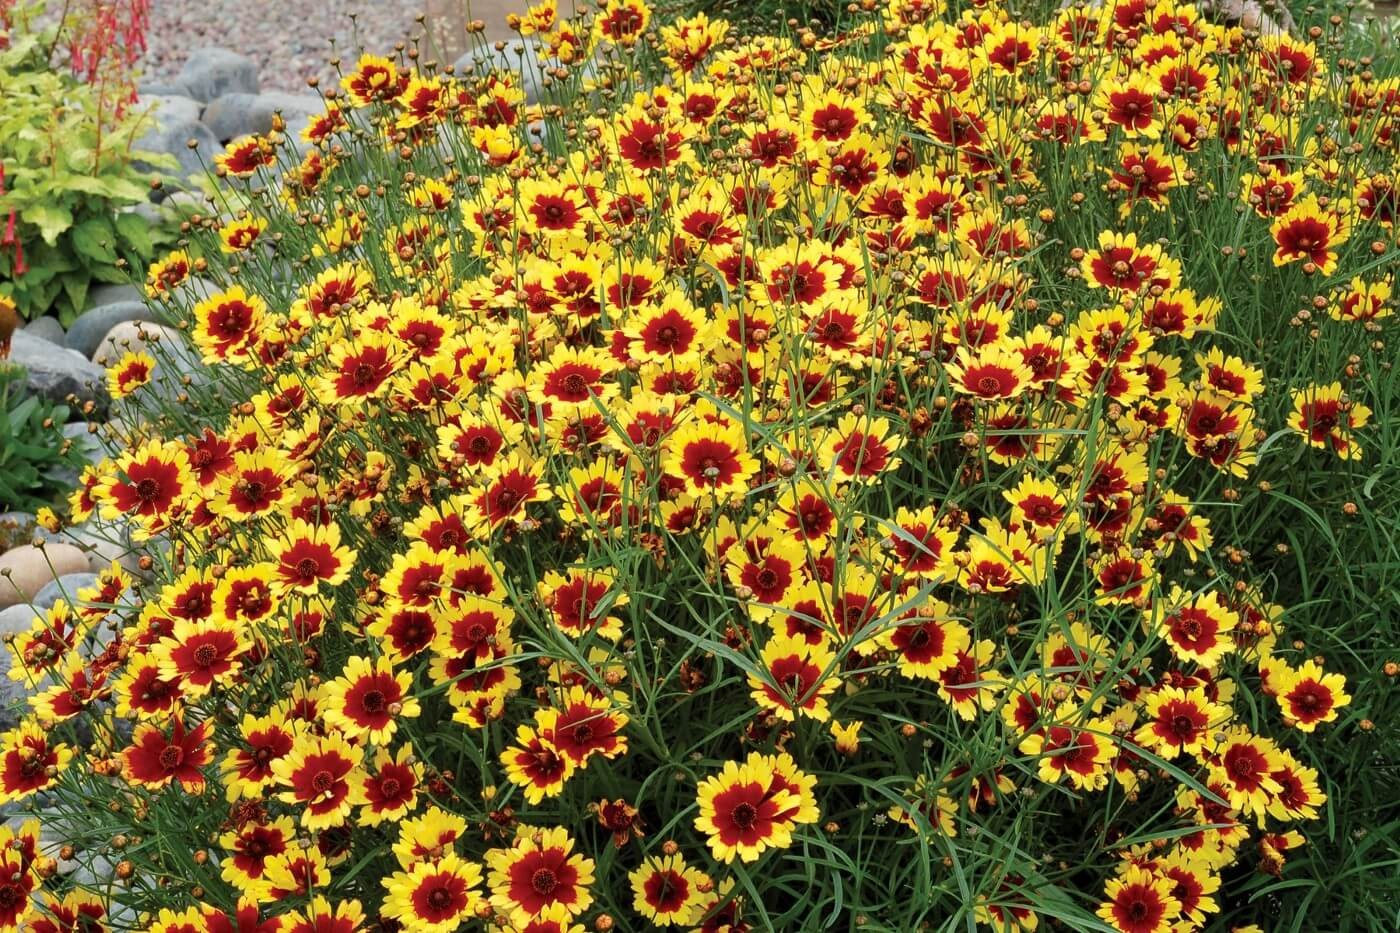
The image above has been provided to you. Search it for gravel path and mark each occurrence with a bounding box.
[141,0,516,93]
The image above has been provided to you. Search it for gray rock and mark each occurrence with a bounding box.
[0,604,37,636]
[138,81,187,97]
[177,47,259,103]
[66,301,166,359]
[202,91,323,143]
[140,93,202,127]
[64,520,140,575]
[22,317,65,345]
[132,95,221,181]
[96,322,211,407]
[5,331,108,415]
[86,283,143,309]
[30,573,100,611]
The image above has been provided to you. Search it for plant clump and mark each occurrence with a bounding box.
[4,0,1397,931]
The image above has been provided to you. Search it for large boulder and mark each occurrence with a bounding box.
[202,92,323,143]
[22,316,64,345]
[30,573,100,612]
[86,283,143,309]
[132,94,221,182]
[5,331,108,414]
[92,321,209,405]
[0,543,91,609]
[66,301,167,359]
[177,47,259,103]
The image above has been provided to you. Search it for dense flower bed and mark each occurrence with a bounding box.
[4,0,1397,930]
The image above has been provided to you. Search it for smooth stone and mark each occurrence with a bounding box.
[30,573,100,611]
[64,521,140,575]
[202,91,323,143]
[22,317,65,345]
[0,604,37,636]
[132,95,221,181]
[5,331,108,415]
[177,47,260,103]
[67,302,166,359]
[86,283,143,309]
[0,543,91,609]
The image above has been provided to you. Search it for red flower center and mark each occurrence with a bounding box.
[531,867,559,895]
[731,801,758,829]
[159,745,184,770]
[360,689,387,713]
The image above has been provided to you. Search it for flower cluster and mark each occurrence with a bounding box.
[7,1,1394,931]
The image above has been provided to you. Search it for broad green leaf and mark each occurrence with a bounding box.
[20,202,74,245]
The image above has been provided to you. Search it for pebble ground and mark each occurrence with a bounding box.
[141,0,517,92]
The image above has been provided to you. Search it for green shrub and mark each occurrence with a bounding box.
[0,4,173,325]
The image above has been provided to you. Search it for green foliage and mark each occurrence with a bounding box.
[0,362,86,511]
[0,27,175,325]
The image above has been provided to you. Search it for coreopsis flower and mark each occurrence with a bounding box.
[946,343,1034,399]
[469,454,554,531]
[27,891,108,933]
[537,686,628,766]
[122,718,212,793]
[360,745,423,825]
[888,605,971,680]
[1081,231,1180,295]
[1329,276,1392,323]
[694,751,818,863]
[393,806,469,869]
[1022,722,1114,791]
[192,286,267,363]
[223,713,296,801]
[100,438,193,535]
[342,53,401,105]
[1133,686,1229,760]
[106,349,154,399]
[538,569,624,641]
[821,413,902,483]
[1097,866,1181,933]
[1270,196,1350,274]
[381,853,484,933]
[143,907,208,933]
[936,639,1005,720]
[281,897,366,933]
[212,563,282,628]
[146,248,192,298]
[748,636,840,722]
[1097,76,1162,138]
[630,853,710,926]
[217,136,276,177]
[486,826,595,926]
[0,720,73,802]
[1273,660,1351,732]
[664,418,757,499]
[1207,726,1285,819]
[272,732,367,829]
[884,506,960,580]
[270,519,357,593]
[323,655,420,743]
[1150,588,1239,668]
[1289,381,1371,460]
[155,617,250,695]
[501,724,575,804]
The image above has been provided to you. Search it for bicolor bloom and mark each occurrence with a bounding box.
[486,826,595,926]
